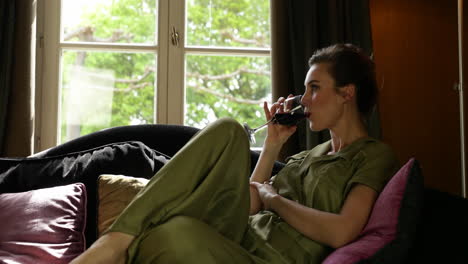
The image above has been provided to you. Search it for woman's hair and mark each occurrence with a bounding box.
[308,43,378,118]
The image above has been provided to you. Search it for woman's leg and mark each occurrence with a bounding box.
[72,117,251,263]
[134,216,268,264]
[70,232,134,264]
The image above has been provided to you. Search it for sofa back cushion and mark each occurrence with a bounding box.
[0,183,87,264]
[323,158,424,264]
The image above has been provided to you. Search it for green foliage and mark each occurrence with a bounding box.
[185,55,270,128]
[186,0,270,47]
[61,0,270,147]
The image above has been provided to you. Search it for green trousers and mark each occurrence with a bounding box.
[108,118,286,264]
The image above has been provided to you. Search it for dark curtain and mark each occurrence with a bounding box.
[0,0,34,157]
[271,0,380,160]
[0,0,15,156]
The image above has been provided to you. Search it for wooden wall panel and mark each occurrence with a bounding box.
[370,0,461,195]
[465,0,468,195]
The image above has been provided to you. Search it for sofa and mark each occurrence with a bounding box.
[0,124,467,263]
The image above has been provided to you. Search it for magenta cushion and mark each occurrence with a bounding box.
[0,183,87,264]
[323,158,423,264]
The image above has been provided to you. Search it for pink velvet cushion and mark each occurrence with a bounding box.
[323,158,423,264]
[0,183,87,264]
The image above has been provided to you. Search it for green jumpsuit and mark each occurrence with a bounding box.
[107,117,399,264]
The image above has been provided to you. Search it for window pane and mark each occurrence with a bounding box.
[60,50,156,143]
[186,0,270,48]
[185,54,271,147]
[61,0,157,44]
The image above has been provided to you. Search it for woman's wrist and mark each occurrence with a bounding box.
[265,193,281,211]
[262,140,283,155]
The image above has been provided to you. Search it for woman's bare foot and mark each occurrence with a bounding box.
[70,232,135,264]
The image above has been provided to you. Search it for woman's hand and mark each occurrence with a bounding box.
[250,181,279,210]
[250,96,295,214]
[263,96,297,147]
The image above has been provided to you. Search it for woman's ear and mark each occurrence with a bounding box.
[339,84,356,102]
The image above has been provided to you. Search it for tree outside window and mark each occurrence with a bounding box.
[52,0,271,148]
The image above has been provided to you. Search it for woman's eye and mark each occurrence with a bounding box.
[311,85,319,90]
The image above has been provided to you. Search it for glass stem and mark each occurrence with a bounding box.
[252,118,274,132]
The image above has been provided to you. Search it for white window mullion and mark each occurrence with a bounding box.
[38,0,61,151]
[167,0,186,125]
[60,42,158,52]
[156,0,170,124]
[185,46,270,56]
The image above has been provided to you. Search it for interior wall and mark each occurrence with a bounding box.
[370,0,462,195]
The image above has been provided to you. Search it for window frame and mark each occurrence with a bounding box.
[35,0,270,152]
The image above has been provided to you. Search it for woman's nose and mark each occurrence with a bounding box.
[300,91,309,106]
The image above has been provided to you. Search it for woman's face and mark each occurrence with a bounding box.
[301,63,346,131]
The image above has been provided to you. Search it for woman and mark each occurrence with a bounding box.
[71,43,399,264]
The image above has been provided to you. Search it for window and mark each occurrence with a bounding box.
[36,0,271,151]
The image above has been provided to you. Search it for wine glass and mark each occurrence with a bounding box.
[243,95,308,144]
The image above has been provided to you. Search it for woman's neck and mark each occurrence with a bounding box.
[328,116,368,154]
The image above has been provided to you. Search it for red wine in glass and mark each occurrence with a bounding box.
[243,95,308,143]
[274,112,309,126]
